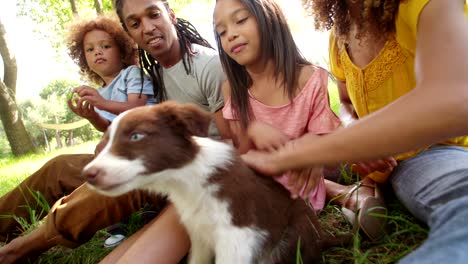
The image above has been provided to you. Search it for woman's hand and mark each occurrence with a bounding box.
[247,121,289,152]
[351,156,397,176]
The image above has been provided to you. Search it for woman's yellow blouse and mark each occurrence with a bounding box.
[329,0,468,181]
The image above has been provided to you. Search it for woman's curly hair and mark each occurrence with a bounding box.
[303,0,400,40]
[66,13,137,85]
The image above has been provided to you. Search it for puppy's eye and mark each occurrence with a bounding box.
[130,133,145,142]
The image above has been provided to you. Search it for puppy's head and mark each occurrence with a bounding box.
[84,101,212,196]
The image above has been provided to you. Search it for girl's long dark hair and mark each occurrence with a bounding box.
[114,0,212,102]
[214,0,310,128]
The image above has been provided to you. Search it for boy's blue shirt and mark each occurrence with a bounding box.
[96,65,156,122]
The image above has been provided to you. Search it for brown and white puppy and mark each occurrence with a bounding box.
[84,101,347,264]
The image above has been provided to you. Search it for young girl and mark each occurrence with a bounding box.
[66,14,156,132]
[214,0,341,211]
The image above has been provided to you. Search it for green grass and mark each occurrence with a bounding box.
[0,141,129,263]
[0,142,98,196]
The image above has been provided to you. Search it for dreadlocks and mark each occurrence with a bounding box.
[138,18,212,102]
[114,0,212,102]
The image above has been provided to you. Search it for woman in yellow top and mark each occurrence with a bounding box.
[243,0,468,263]
[325,0,468,242]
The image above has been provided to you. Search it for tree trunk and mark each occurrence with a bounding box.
[94,0,103,14]
[69,0,78,16]
[42,129,50,152]
[54,129,63,149]
[0,82,36,155]
[67,130,74,146]
[0,18,36,156]
[54,116,63,148]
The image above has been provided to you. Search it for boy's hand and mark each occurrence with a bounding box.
[71,86,106,109]
[247,121,289,152]
[67,91,100,121]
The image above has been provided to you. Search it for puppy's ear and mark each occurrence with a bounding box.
[178,103,212,137]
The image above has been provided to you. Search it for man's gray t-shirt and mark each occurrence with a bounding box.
[163,44,225,137]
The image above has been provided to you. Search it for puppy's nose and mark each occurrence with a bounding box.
[85,167,100,184]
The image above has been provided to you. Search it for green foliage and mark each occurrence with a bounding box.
[39,79,79,100]
[16,0,115,55]
[102,0,114,11]
[170,0,195,13]
[14,0,200,56]
[39,79,82,125]
[17,79,102,151]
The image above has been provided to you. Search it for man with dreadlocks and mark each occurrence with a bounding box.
[0,0,228,262]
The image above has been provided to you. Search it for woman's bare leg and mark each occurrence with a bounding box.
[100,203,190,264]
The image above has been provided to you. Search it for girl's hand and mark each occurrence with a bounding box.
[242,148,323,200]
[289,166,323,199]
[247,121,289,152]
[351,157,397,176]
[72,85,106,108]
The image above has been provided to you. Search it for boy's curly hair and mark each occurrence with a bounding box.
[303,0,400,40]
[66,13,137,85]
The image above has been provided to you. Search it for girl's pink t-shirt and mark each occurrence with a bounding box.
[223,68,341,210]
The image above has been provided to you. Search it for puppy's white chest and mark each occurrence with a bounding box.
[175,193,267,264]
[175,189,232,245]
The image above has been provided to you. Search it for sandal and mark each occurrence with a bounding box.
[333,179,387,241]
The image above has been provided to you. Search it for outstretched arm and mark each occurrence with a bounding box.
[76,87,148,115]
[244,0,468,173]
